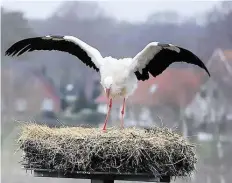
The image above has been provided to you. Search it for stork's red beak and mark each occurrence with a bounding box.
[106,88,110,99]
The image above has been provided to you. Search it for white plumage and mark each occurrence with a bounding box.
[5,35,210,131]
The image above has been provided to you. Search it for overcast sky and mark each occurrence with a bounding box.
[2,0,221,22]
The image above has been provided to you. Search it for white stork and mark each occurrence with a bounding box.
[5,35,210,131]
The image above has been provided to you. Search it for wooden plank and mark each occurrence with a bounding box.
[31,169,171,182]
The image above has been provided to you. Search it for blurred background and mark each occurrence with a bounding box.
[1,0,232,183]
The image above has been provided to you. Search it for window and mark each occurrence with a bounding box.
[97,104,107,114]
[149,84,158,94]
[200,90,207,98]
[41,98,54,111]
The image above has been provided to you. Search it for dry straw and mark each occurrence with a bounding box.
[18,123,197,178]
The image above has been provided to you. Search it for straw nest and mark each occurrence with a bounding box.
[18,123,197,177]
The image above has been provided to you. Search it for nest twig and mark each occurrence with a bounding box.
[18,123,197,178]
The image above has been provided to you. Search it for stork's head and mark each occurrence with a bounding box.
[103,76,113,98]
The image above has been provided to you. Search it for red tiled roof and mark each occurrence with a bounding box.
[33,72,60,112]
[208,49,232,78]
[95,93,108,104]
[223,50,232,61]
[95,68,204,108]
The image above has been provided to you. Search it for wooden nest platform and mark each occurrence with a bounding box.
[18,123,197,182]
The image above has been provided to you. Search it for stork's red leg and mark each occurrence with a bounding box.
[120,98,126,129]
[102,98,112,131]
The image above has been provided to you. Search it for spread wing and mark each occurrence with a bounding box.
[130,42,210,81]
[5,35,104,72]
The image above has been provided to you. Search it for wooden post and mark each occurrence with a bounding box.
[91,179,114,183]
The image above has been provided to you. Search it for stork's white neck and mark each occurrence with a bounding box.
[103,76,113,89]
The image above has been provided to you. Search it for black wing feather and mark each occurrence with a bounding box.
[135,45,210,81]
[134,68,150,81]
[5,36,99,72]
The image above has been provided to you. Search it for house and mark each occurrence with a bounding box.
[184,48,232,134]
[1,66,61,117]
[207,48,232,103]
[95,68,205,128]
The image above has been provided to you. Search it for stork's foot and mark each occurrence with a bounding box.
[120,98,126,129]
[102,98,112,132]
[102,119,108,131]
[102,119,108,132]
[120,119,124,129]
